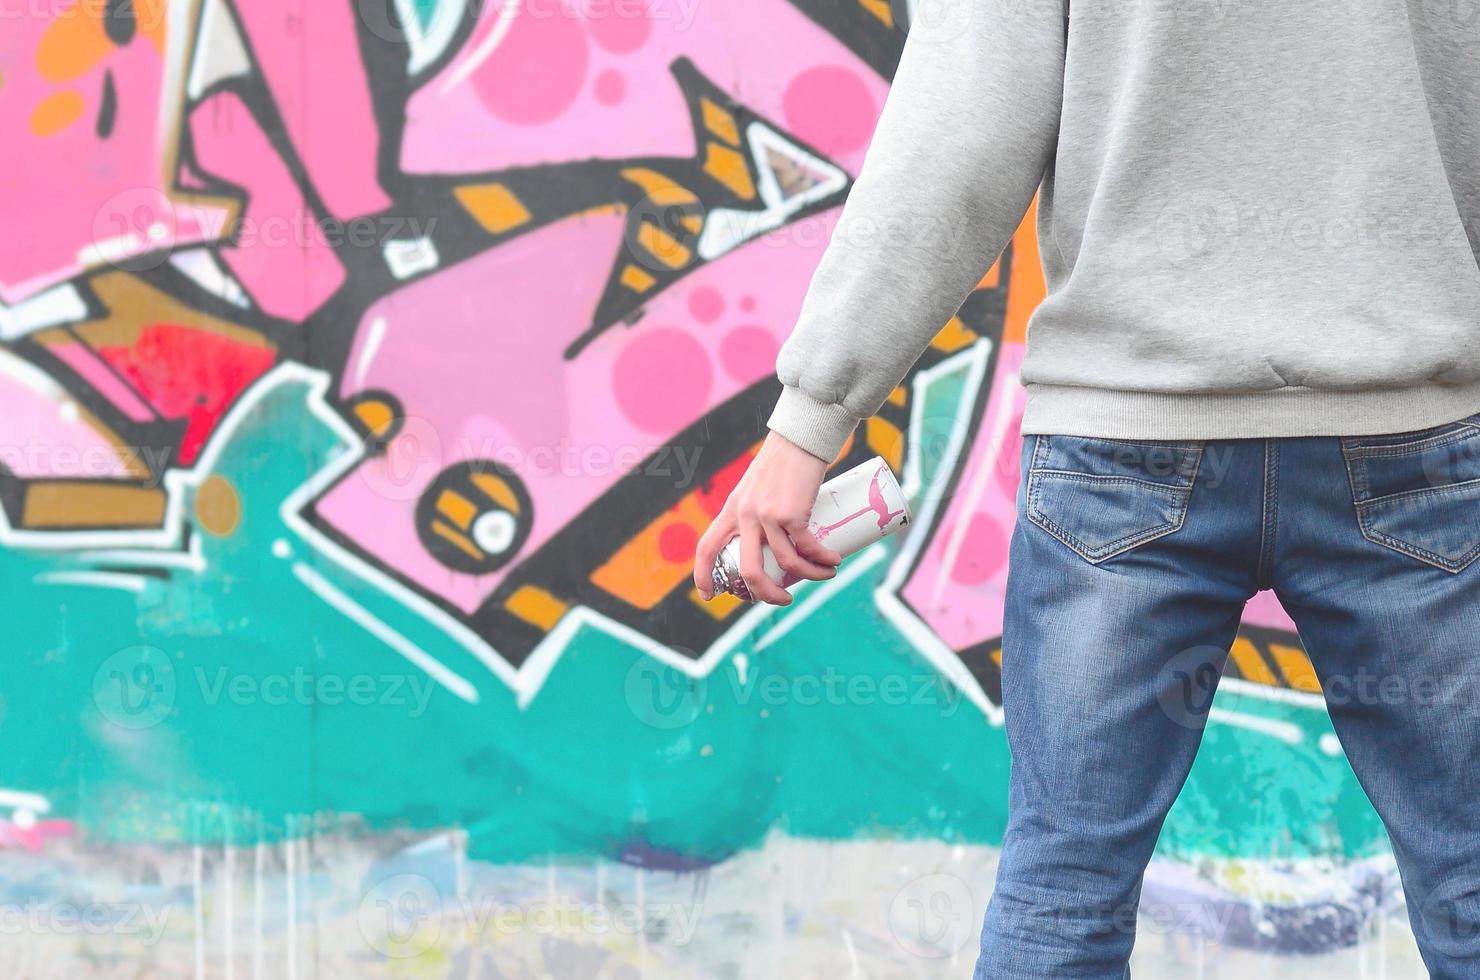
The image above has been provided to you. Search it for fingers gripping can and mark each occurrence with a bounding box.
[711,455,911,602]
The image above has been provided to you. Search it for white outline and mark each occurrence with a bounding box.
[186,0,251,100]
[752,547,887,652]
[395,0,472,74]
[437,0,520,94]
[354,316,387,387]
[0,789,51,815]
[0,283,89,341]
[874,341,1001,720]
[697,121,850,262]
[6,348,1346,724]
[291,562,479,703]
[1207,707,1304,745]
[35,570,151,593]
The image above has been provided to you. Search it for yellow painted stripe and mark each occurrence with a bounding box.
[470,472,520,515]
[691,587,744,619]
[431,520,485,561]
[1269,642,1322,693]
[620,167,698,205]
[620,264,657,293]
[931,316,979,353]
[703,143,756,200]
[353,398,396,438]
[857,0,894,27]
[22,483,166,528]
[505,585,569,631]
[453,183,532,234]
[636,222,692,268]
[867,416,904,474]
[435,489,479,531]
[700,97,740,146]
[1228,637,1279,687]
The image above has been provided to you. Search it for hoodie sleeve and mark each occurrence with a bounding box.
[767,0,1068,461]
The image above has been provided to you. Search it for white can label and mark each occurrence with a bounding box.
[717,455,910,593]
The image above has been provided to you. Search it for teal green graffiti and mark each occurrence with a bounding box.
[0,364,1386,870]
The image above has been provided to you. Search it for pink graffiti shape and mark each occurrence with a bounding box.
[229,0,391,219]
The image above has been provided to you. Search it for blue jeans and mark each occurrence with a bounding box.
[974,413,1480,979]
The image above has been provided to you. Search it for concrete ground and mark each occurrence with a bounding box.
[0,832,1429,979]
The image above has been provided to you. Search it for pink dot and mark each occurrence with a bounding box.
[947,515,1007,585]
[594,68,626,105]
[739,295,757,312]
[659,522,698,563]
[783,65,877,157]
[688,286,724,324]
[586,0,651,53]
[719,326,780,383]
[613,329,712,433]
[472,1,588,125]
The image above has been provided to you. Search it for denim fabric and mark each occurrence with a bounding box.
[974,412,1480,979]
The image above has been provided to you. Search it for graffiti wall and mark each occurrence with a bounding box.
[0,0,1428,975]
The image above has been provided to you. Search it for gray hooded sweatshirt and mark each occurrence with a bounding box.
[767,0,1480,462]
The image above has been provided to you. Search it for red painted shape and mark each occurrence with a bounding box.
[92,324,277,464]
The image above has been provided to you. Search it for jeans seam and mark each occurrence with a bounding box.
[1026,470,1193,493]
[1357,476,1480,507]
[1027,505,1181,562]
[1342,413,1480,455]
[1257,439,1278,589]
[1025,443,1202,564]
[1340,440,1480,573]
[1352,516,1480,573]
[1340,443,1370,502]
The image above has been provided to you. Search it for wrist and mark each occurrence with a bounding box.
[766,385,859,463]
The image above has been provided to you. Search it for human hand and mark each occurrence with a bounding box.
[692,431,845,605]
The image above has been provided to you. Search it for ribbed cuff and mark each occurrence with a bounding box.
[766,385,860,462]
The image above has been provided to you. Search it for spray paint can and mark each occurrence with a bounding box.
[710,454,910,602]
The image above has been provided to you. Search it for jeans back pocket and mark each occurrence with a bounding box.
[1340,412,1480,573]
[1026,435,1204,564]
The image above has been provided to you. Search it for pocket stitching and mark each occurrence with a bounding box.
[1027,484,1182,562]
[1026,442,1202,564]
[1352,507,1480,573]
[1340,443,1480,574]
[1355,476,1480,508]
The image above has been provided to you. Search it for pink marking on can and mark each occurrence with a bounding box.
[815,463,908,540]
